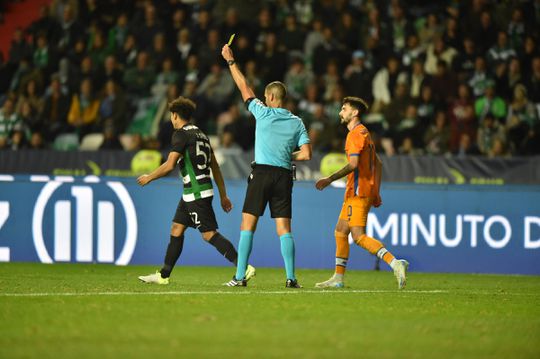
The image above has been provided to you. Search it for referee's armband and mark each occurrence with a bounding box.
[245,97,256,109]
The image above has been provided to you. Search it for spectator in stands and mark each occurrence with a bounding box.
[87,29,110,69]
[33,33,57,79]
[507,7,527,49]
[477,113,506,155]
[243,60,264,96]
[29,131,46,149]
[196,62,235,120]
[41,75,70,142]
[71,56,95,94]
[453,37,478,82]
[172,28,194,71]
[256,32,288,85]
[26,4,61,47]
[442,16,461,50]
[67,78,100,136]
[304,19,325,65]
[430,60,458,105]
[16,79,43,115]
[284,57,315,101]
[148,32,171,71]
[132,3,164,51]
[388,3,412,53]
[229,34,254,68]
[107,13,129,53]
[384,81,412,135]
[281,14,306,55]
[190,9,212,46]
[424,111,450,155]
[116,34,138,70]
[343,50,373,101]
[197,28,221,76]
[335,12,360,50]
[0,98,22,149]
[401,34,424,69]
[506,84,539,154]
[525,56,540,105]
[424,36,457,76]
[488,31,517,67]
[407,57,430,99]
[455,133,481,157]
[520,36,538,79]
[151,57,180,99]
[449,84,477,153]
[8,27,32,66]
[320,60,341,102]
[57,3,84,54]
[372,55,401,106]
[418,13,443,48]
[475,81,507,123]
[298,82,322,124]
[165,8,188,46]
[471,10,497,55]
[123,51,155,99]
[18,99,41,135]
[96,55,123,91]
[98,80,128,135]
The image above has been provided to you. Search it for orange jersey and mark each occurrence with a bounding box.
[344,123,378,200]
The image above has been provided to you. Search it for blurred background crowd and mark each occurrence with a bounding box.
[0,0,539,157]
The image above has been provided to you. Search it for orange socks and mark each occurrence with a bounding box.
[334,231,349,275]
[355,234,395,265]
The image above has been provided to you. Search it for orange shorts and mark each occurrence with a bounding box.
[339,196,373,227]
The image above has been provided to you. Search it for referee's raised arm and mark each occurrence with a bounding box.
[221,44,255,101]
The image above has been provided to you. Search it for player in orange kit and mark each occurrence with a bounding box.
[314,96,409,289]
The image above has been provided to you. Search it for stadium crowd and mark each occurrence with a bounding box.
[0,0,539,157]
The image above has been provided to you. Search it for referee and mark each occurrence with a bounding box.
[221,44,312,288]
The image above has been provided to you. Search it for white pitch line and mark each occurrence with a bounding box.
[0,289,449,297]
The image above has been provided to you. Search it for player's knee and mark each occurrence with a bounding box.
[354,234,367,246]
[170,223,183,237]
[201,231,216,242]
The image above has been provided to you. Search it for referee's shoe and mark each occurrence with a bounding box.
[223,265,256,286]
[286,279,302,288]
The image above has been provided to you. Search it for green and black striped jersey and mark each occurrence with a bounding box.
[171,125,213,202]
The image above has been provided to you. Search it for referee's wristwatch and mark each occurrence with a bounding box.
[227,59,235,66]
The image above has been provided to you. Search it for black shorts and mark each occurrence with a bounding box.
[173,197,218,232]
[242,164,293,218]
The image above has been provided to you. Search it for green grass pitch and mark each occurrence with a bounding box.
[1,263,539,359]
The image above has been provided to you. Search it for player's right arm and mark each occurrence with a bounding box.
[221,44,255,101]
[315,155,359,191]
[210,151,233,213]
[137,152,181,186]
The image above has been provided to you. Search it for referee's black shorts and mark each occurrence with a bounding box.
[242,164,293,218]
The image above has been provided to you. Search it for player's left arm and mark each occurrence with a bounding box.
[137,152,181,186]
[210,151,233,213]
[315,155,359,191]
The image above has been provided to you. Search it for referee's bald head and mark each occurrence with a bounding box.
[265,81,287,102]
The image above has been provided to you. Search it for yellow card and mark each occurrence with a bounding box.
[227,34,236,46]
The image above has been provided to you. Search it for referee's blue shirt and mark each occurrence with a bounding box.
[247,98,310,170]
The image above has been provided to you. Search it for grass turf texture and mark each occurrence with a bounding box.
[1,263,539,359]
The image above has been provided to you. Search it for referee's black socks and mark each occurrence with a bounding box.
[209,232,238,265]
[160,234,185,278]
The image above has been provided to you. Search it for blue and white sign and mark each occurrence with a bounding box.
[0,175,538,274]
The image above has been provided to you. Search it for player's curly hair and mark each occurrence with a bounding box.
[169,96,196,120]
[343,96,369,116]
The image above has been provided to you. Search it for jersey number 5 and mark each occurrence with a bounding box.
[196,141,212,170]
